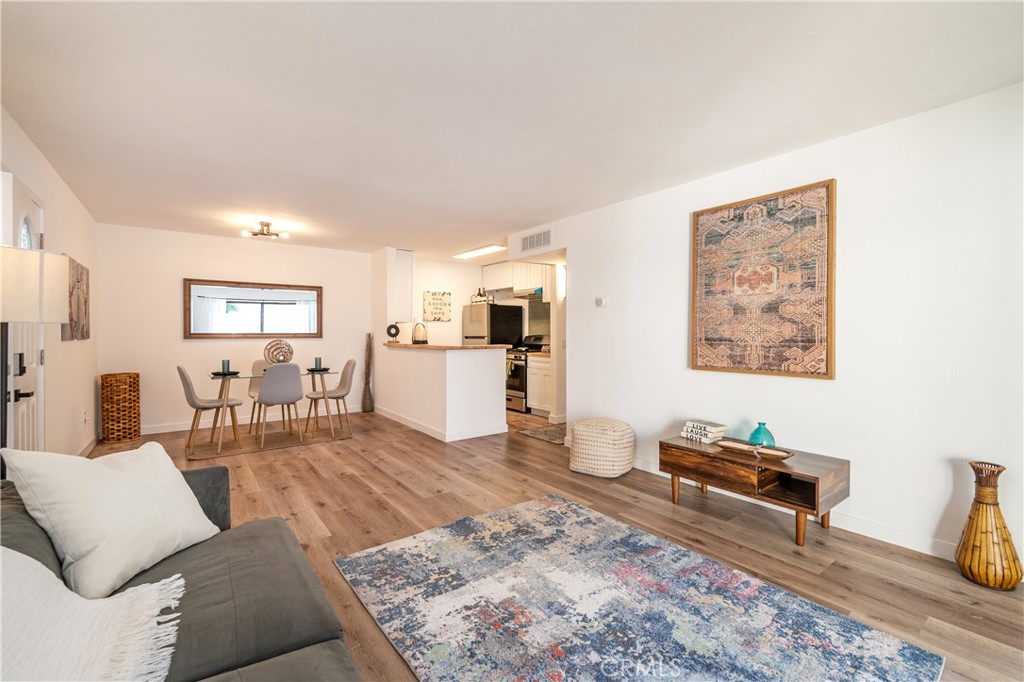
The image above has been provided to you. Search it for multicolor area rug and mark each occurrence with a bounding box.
[335,495,944,682]
[517,424,567,445]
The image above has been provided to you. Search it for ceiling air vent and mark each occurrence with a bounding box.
[521,230,551,252]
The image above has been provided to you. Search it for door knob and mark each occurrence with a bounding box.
[13,389,34,402]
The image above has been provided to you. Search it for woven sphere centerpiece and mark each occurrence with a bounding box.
[263,339,294,364]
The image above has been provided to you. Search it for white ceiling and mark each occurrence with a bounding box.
[3,2,1021,261]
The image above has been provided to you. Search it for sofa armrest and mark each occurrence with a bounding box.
[182,466,231,530]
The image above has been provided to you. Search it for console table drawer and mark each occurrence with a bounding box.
[660,444,756,496]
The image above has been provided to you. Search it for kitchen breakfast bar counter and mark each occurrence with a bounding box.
[375,342,508,442]
[382,343,508,351]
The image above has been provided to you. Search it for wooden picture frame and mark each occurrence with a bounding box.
[184,278,323,339]
[691,179,835,379]
[61,257,90,341]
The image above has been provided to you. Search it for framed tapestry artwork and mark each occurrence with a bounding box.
[690,179,835,379]
[60,257,90,341]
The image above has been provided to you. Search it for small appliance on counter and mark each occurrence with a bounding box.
[412,321,428,344]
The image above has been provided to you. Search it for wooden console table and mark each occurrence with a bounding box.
[659,437,850,546]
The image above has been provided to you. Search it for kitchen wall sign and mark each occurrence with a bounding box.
[423,291,452,322]
[691,179,835,379]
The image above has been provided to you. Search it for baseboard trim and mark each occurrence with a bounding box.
[827,511,957,561]
[77,438,97,457]
[375,407,506,442]
[443,423,508,442]
[374,407,446,441]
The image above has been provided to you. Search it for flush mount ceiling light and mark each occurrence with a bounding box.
[241,221,289,240]
[453,244,506,260]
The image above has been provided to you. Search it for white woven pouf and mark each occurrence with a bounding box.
[568,417,635,478]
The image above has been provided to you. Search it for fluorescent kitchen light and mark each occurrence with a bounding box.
[453,244,506,260]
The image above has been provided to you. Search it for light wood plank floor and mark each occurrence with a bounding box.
[92,412,1023,681]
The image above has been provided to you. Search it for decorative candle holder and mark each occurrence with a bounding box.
[955,461,1022,590]
[314,357,322,370]
[221,359,230,373]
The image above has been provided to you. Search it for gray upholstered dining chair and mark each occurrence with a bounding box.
[177,365,242,456]
[247,359,270,434]
[255,363,304,448]
[305,358,356,436]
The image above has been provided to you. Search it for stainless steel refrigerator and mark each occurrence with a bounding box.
[462,304,522,345]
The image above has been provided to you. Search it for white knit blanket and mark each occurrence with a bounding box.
[1,547,185,681]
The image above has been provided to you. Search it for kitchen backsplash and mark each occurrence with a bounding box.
[528,300,551,335]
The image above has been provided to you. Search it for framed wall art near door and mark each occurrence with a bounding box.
[690,179,835,379]
[61,257,90,341]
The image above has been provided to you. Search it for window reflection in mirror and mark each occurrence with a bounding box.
[184,279,322,339]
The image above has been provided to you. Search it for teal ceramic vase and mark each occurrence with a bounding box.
[749,422,775,448]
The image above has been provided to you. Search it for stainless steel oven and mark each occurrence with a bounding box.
[506,350,528,412]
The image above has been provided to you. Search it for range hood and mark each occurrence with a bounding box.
[512,287,543,300]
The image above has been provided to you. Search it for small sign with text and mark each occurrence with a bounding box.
[423,291,451,322]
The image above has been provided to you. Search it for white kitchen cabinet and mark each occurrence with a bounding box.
[482,262,513,290]
[526,355,554,414]
[516,263,544,292]
[483,261,547,292]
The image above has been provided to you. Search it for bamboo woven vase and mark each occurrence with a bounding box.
[954,461,1022,591]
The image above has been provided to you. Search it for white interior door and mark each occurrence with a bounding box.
[9,323,44,450]
[3,174,47,451]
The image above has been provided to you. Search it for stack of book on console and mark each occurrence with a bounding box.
[680,419,727,443]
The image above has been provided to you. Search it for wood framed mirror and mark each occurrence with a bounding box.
[184,279,322,339]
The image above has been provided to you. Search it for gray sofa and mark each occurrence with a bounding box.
[0,465,360,682]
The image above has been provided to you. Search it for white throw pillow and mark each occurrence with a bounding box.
[2,442,219,598]
[2,546,185,682]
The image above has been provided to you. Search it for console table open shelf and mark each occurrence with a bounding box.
[659,437,850,546]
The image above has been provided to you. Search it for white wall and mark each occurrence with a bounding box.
[96,224,371,432]
[2,110,99,456]
[413,258,483,346]
[537,84,1023,559]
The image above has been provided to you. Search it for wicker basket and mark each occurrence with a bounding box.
[568,417,635,478]
[101,372,141,442]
